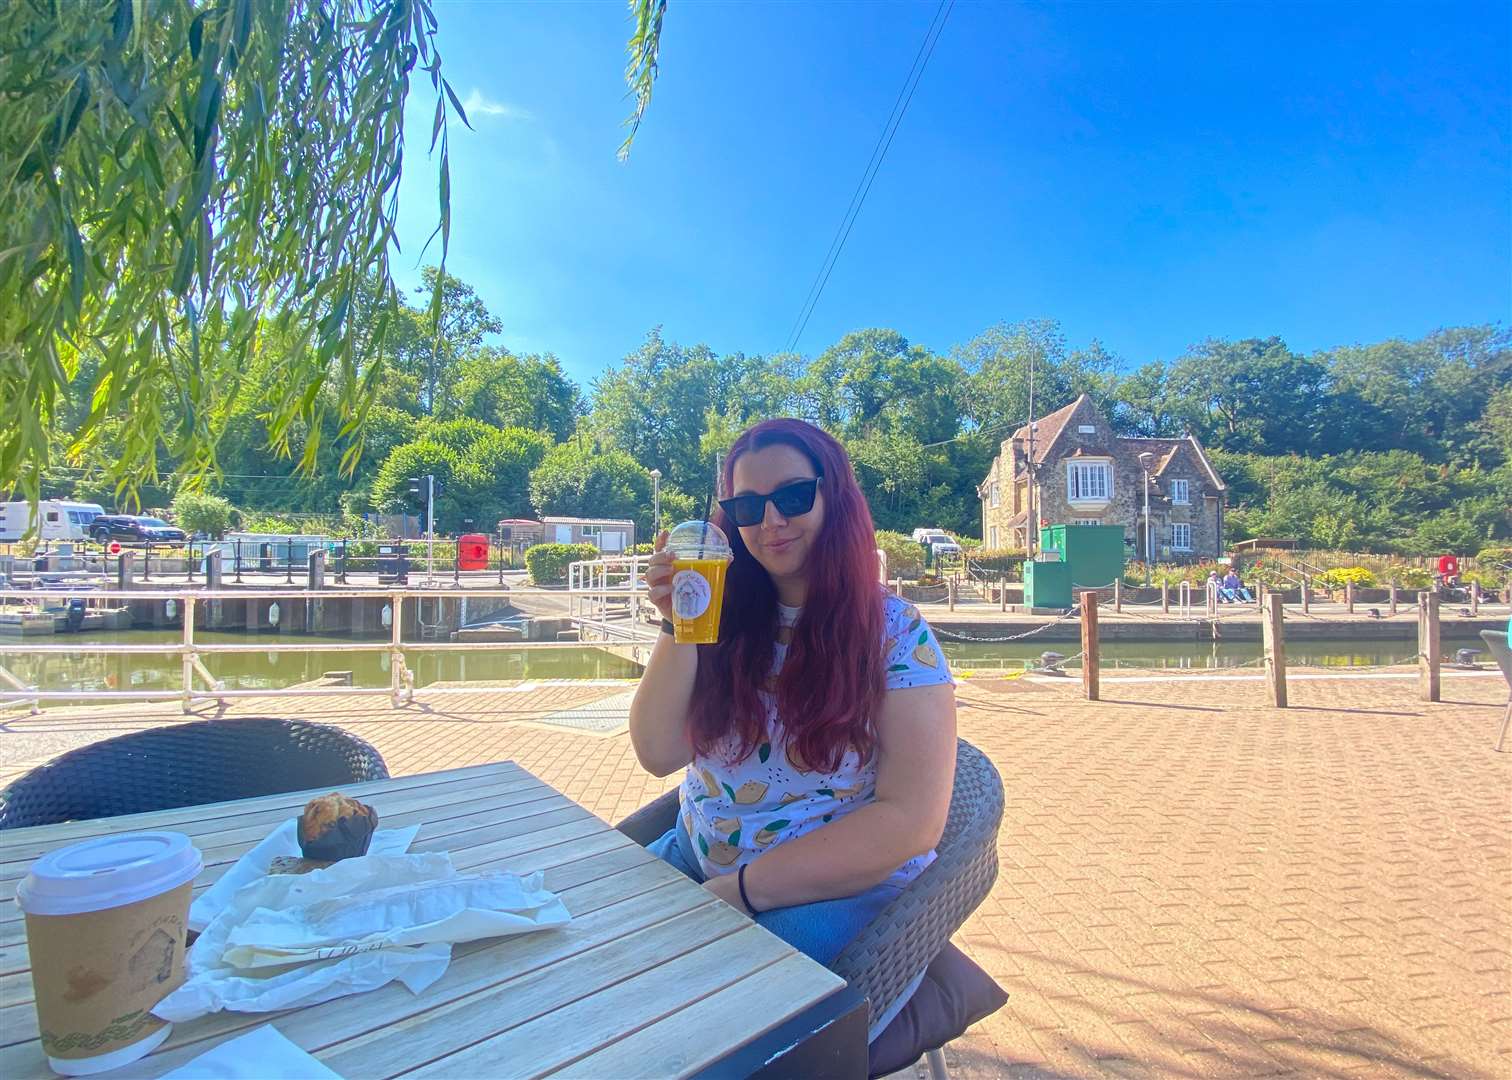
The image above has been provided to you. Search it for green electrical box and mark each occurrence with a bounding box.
[1040,524,1126,590]
[1023,558,1073,609]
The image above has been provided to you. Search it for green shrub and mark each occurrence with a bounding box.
[171,491,237,538]
[968,548,1026,576]
[525,542,599,585]
[1315,566,1377,591]
[629,542,655,556]
[874,530,925,580]
[1387,565,1433,589]
[1476,544,1512,568]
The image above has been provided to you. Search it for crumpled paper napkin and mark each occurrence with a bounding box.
[161,1025,343,1080]
[156,852,571,1022]
[190,819,421,932]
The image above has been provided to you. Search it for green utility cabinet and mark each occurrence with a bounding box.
[1022,558,1072,609]
[1024,524,1127,609]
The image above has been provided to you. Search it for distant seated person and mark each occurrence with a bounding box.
[1221,568,1252,603]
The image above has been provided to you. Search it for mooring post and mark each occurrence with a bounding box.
[1161,580,1169,614]
[1113,578,1122,614]
[1263,593,1287,708]
[948,577,956,612]
[1418,591,1440,702]
[1470,579,1480,616]
[1346,580,1355,615]
[1080,591,1100,701]
[1389,579,1398,615]
[999,572,1008,612]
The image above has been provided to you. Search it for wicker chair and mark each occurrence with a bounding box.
[618,738,1004,1078]
[0,718,389,829]
[1480,630,1512,753]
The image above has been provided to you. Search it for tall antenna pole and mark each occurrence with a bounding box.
[1026,347,1036,557]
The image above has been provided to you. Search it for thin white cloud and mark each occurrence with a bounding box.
[460,89,533,123]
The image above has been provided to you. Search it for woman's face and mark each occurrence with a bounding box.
[730,443,825,585]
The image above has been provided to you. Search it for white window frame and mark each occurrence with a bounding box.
[1066,459,1112,503]
[989,481,1000,508]
[1170,478,1190,505]
[1072,518,1099,526]
[1172,523,1192,552]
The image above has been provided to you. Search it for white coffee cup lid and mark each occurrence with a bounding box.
[16,831,203,916]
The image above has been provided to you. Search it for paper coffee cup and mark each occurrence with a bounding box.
[17,832,202,1076]
[666,521,733,645]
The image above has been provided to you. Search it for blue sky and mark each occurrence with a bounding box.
[394,1,1511,387]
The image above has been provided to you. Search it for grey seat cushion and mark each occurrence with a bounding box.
[867,944,1008,1077]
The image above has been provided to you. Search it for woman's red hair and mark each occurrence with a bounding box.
[690,419,885,774]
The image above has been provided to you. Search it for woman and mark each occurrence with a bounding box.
[629,418,958,986]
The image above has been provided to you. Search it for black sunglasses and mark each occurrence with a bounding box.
[718,477,822,528]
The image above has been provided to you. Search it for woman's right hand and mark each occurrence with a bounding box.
[644,530,677,624]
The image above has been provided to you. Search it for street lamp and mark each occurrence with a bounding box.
[649,468,662,534]
[1138,452,1155,587]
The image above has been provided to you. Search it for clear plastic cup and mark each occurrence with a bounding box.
[666,521,733,644]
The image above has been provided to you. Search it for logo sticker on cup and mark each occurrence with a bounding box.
[671,570,713,619]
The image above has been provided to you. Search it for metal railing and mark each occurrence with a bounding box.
[568,556,657,644]
[0,579,653,713]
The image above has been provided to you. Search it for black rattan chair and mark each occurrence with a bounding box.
[0,718,389,829]
[1480,630,1512,753]
[618,738,1005,1078]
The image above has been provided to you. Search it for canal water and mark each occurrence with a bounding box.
[2,629,1422,704]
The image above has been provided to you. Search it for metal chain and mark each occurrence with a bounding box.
[932,605,1083,644]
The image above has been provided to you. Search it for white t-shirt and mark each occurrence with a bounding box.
[677,589,955,885]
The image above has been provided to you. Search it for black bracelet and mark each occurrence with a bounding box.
[737,863,760,916]
[659,618,675,636]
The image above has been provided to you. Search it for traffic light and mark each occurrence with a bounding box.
[407,477,423,505]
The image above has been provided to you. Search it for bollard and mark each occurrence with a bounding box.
[999,573,1008,612]
[1418,592,1440,702]
[1113,578,1122,614]
[1255,580,1263,610]
[307,549,326,590]
[285,538,295,585]
[1263,593,1287,708]
[116,551,136,588]
[947,577,956,612]
[1080,591,1100,701]
[1161,581,1169,614]
[1301,577,1310,614]
[1470,579,1480,616]
[1345,580,1354,615]
[1389,579,1397,616]
[894,576,902,597]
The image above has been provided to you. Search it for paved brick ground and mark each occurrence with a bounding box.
[2,672,1508,1077]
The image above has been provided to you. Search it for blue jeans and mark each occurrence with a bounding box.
[647,820,924,1041]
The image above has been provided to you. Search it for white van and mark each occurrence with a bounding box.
[0,500,107,542]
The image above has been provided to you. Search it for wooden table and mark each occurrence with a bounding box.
[0,762,864,1078]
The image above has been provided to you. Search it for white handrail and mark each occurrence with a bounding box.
[0,578,660,713]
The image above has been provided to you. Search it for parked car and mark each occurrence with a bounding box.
[89,515,188,544]
[0,500,106,542]
[911,528,963,558]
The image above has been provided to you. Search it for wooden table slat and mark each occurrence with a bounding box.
[0,763,851,1079]
[0,764,532,872]
[325,903,759,1080]
[398,923,796,1080]
[546,951,846,1079]
[1,847,691,1063]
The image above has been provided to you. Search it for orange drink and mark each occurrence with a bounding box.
[666,521,733,644]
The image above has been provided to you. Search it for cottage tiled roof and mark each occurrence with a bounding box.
[1008,395,1088,464]
[1118,436,1226,491]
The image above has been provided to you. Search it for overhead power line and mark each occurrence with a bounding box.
[783,0,956,355]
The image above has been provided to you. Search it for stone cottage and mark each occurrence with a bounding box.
[977,395,1226,559]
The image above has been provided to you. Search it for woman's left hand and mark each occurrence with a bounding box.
[702,871,746,913]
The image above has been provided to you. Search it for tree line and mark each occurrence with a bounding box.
[27,268,1511,555]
